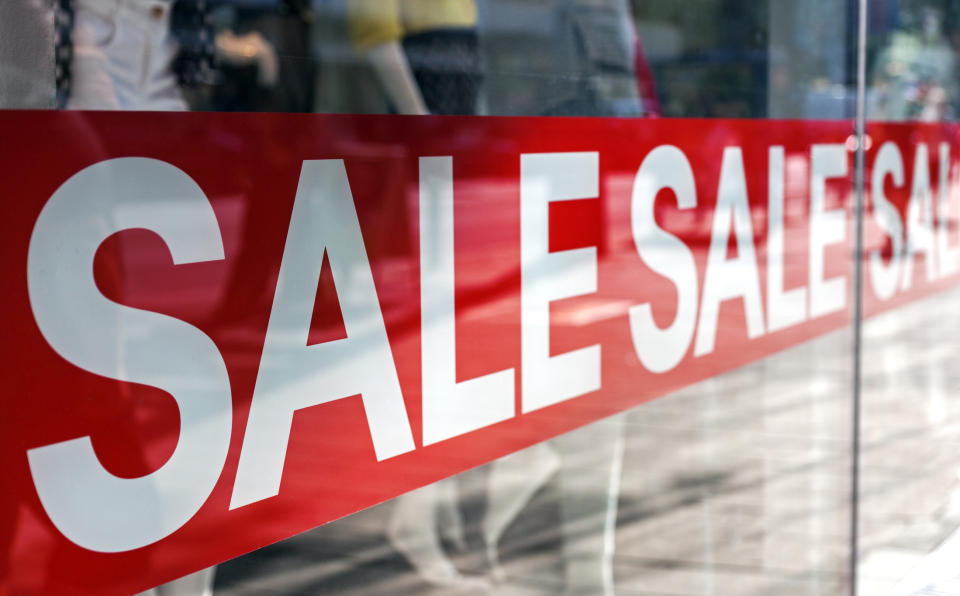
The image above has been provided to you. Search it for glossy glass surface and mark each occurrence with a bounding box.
[0,1,956,595]
[858,1,960,593]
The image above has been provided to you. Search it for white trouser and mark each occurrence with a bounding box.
[68,0,185,110]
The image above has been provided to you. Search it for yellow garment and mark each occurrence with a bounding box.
[348,0,477,50]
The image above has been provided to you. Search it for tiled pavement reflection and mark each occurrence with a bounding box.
[859,287,960,596]
[213,287,960,595]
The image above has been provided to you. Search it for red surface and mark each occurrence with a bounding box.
[0,112,957,593]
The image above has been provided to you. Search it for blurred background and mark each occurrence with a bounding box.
[3,1,960,594]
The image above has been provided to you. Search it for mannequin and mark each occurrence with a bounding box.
[346,1,483,588]
[481,0,644,117]
[348,2,636,593]
[347,0,481,115]
[477,1,644,593]
[65,0,188,110]
[347,1,494,589]
[60,0,278,111]
[57,2,224,593]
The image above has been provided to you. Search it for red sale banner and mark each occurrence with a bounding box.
[0,112,958,594]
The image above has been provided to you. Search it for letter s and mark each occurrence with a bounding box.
[630,145,698,372]
[26,158,232,552]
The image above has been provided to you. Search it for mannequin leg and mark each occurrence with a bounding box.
[138,566,216,596]
[483,441,560,578]
[551,417,624,595]
[387,480,488,588]
[435,475,467,551]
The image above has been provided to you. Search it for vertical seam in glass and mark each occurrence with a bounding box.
[851,0,868,593]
